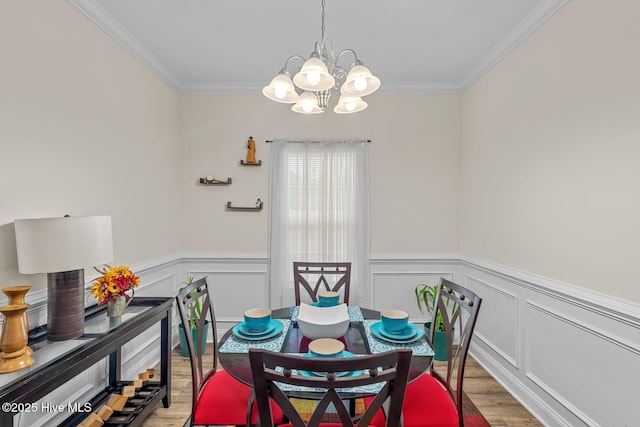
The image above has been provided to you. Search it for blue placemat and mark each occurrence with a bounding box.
[219,319,291,353]
[274,354,383,394]
[363,320,434,356]
[291,306,364,322]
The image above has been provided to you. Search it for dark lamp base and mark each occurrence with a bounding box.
[47,270,85,341]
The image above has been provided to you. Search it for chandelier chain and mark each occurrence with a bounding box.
[321,0,326,44]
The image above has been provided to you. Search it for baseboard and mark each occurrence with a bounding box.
[470,343,566,426]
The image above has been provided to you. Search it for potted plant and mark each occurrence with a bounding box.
[415,284,454,361]
[177,276,209,357]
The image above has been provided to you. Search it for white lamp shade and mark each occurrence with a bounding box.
[15,215,114,274]
[291,91,323,114]
[340,65,381,97]
[262,74,300,103]
[293,57,335,91]
[334,95,368,114]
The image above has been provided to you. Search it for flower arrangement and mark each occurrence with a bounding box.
[91,265,140,305]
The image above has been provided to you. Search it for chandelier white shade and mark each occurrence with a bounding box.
[292,92,323,114]
[341,65,381,97]
[262,0,379,115]
[334,95,368,114]
[262,73,300,104]
[293,56,336,92]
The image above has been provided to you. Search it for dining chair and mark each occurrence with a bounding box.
[249,348,412,427]
[175,276,283,426]
[293,262,352,306]
[370,277,483,427]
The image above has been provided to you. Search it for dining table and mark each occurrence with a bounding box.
[218,305,435,402]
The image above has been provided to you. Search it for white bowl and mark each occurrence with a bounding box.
[297,303,350,339]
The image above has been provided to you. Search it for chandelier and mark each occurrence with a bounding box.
[262,0,380,114]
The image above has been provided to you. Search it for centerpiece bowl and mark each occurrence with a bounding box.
[297,302,349,339]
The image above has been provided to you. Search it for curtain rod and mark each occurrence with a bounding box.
[265,139,371,143]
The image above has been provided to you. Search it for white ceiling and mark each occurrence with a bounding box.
[69,0,566,93]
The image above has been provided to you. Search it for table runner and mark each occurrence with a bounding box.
[363,319,434,356]
[291,306,364,322]
[219,319,291,353]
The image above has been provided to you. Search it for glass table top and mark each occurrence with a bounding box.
[84,305,151,335]
[0,338,93,390]
[0,304,153,391]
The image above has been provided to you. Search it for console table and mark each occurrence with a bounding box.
[0,296,172,427]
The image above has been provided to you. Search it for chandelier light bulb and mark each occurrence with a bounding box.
[345,101,357,112]
[354,76,368,92]
[306,71,321,86]
[274,86,288,99]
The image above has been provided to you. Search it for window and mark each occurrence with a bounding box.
[268,140,370,307]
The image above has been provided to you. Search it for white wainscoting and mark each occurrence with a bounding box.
[369,254,460,321]
[6,253,639,427]
[180,253,271,339]
[460,255,640,427]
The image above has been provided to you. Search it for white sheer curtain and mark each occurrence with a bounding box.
[268,139,370,307]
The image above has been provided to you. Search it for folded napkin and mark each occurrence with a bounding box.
[363,319,434,356]
[219,319,291,353]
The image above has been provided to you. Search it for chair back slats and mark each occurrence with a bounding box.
[429,277,482,426]
[250,349,411,427]
[293,262,352,305]
[175,277,218,418]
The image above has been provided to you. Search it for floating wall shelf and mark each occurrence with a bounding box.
[199,177,232,185]
[240,160,262,166]
[226,199,263,211]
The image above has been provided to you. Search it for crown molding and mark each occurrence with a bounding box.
[459,0,568,91]
[178,81,465,95]
[67,0,181,91]
[68,0,567,95]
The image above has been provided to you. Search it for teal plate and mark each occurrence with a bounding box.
[232,319,284,341]
[376,323,417,341]
[300,351,362,377]
[370,322,424,344]
[238,321,277,336]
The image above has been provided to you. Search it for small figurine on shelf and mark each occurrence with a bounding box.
[256,198,262,208]
[246,136,256,164]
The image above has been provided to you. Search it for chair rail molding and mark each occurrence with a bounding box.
[459,254,640,325]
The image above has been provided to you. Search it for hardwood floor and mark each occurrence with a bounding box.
[461,357,542,426]
[142,346,542,427]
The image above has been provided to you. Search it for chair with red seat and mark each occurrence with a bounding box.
[249,348,411,427]
[176,276,283,426]
[371,277,482,427]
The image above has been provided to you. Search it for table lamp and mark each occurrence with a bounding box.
[14,215,113,341]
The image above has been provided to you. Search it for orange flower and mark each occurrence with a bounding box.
[91,265,140,305]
